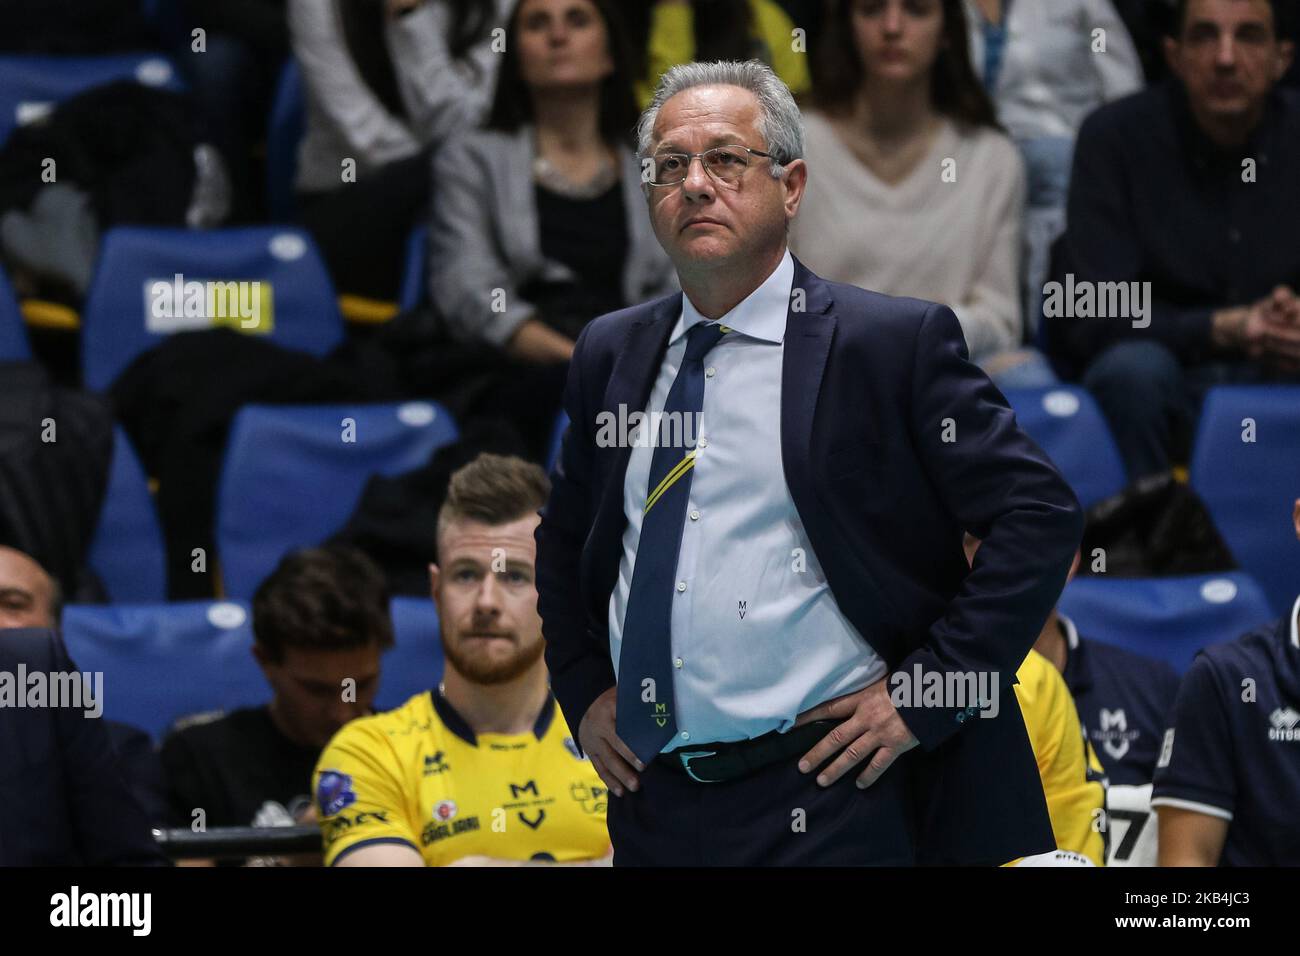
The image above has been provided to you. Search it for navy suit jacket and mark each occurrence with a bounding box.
[536,256,1084,864]
[0,628,166,865]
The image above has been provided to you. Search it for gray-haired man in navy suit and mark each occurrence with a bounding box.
[536,60,1083,865]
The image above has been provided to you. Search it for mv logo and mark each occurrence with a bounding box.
[1099,708,1130,761]
[509,780,539,799]
[642,678,671,727]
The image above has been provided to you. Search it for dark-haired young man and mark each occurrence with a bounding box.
[314,454,611,866]
[160,545,393,830]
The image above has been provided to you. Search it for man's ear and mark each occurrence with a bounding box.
[1163,36,1183,81]
[783,158,808,219]
[1292,498,1299,540]
[1276,40,1295,82]
[251,642,274,679]
[429,562,441,610]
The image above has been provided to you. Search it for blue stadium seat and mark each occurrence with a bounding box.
[87,427,167,603]
[0,53,184,147]
[216,401,459,599]
[81,226,344,392]
[0,265,30,361]
[398,224,428,312]
[1058,572,1275,674]
[60,601,263,741]
[1190,386,1300,617]
[380,597,445,710]
[1002,385,1128,509]
[547,410,570,473]
[266,59,304,222]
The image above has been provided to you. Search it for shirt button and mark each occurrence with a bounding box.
[705,366,716,378]
[676,581,687,592]
[680,732,690,740]
[674,658,683,668]
[689,509,700,521]
[698,437,708,448]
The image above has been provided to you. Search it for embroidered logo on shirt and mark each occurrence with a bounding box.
[1268,707,1300,741]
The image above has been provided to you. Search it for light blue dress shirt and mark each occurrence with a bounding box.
[608,248,886,753]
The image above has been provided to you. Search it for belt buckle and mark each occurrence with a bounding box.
[678,749,719,783]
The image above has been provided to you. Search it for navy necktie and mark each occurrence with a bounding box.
[616,321,727,763]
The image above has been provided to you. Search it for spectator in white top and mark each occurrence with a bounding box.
[289,0,507,300]
[965,0,1143,333]
[791,0,1048,385]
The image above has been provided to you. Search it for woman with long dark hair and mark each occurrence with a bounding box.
[429,0,676,363]
[790,0,1050,384]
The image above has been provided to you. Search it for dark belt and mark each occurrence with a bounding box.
[655,719,839,784]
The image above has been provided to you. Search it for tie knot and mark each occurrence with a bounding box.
[683,322,727,362]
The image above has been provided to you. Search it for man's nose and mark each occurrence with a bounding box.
[681,154,715,203]
[474,574,503,614]
[882,2,904,35]
[1215,34,1238,68]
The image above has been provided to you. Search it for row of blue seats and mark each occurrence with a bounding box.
[61,570,1276,742]
[90,400,458,603]
[552,383,1300,617]
[53,383,1300,619]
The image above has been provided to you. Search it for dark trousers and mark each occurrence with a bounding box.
[1082,340,1297,480]
[608,748,918,866]
[297,151,430,301]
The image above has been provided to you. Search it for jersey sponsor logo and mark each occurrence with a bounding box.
[434,799,458,822]
[421,815,480,846]
[322,810,390,841]
[317,770,357,816]
[423,750,451,776]
[518,810,546,830]
[569,781,608,815]
[504,780,555,826]
[1268,706,1300,741]
[1095,708,1139,761]
[509,780,539,799]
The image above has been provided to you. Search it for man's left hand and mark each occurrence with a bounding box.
[793,677,918,789]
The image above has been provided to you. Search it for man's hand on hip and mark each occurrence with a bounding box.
[794,677,918,789]
[579,686,645,797]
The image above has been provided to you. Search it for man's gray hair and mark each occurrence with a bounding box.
[636,59,804,178]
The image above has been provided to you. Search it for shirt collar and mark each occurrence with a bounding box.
[674,247,793,345]
[1057,613,1090,695]
[1291,595,1300,650]
[430,687,556,747]
[1059,613,1080,651]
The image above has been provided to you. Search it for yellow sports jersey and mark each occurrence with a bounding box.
[1012,650,1107,866]
[314,690,610,866]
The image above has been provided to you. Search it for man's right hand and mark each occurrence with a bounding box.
[578,686,644,797]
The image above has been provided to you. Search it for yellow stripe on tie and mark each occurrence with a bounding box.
[643,451,696,515]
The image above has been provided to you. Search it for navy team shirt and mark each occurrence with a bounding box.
[1151,596,1300,866]
[1061,615,1180,786]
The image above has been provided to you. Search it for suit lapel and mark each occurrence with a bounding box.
[587,294,681,622]
[781,257,836,503]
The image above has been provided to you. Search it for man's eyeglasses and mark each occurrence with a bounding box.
[646,145,775,187]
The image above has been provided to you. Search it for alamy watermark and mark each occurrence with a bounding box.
[1042,274,1151,329]
[0,666,102,718]
[889,665,1000,718]
[595,404,704,449]
[146,273,265,333]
